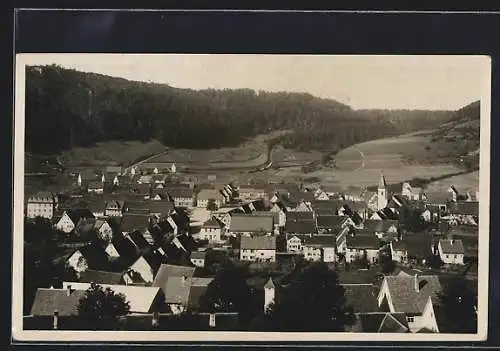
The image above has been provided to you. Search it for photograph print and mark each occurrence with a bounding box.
[12,54,491,342]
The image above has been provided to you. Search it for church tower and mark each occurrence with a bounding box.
[264,277,275,314]
[377,173,388,210]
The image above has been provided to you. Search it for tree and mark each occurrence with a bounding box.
[199,263,253,322]
[437,277,477,333]
[266,262,355,331]
[77,283,130,330]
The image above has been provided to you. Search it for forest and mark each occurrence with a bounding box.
[25,64,476,155]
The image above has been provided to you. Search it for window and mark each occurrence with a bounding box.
[407,316,415,323]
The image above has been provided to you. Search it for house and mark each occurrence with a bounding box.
[194,217,224,243]
[78,269,125,285]
[370,207,399,221]
[316,215,354,234]
[445,201,479,226]
[167,188,195,208]
[285,210,315,224]
[159,276,214,314]
[65,244,110,273]
[126,231,152,254]
[345,235,380,264]
[85,197,106,218]
[147,200,175,218]
[123,251,165,285]
[301,236,337,262]
[93,218,113,242]
[152,264,198,313]
[377,272,442,333]
[363,219,399,241]
[250,211,281,234]
[240,236,276,263]
[61,282,164,313]
[390,241,408,264]
[403,233,437,265]
[56,209,95,234]
[314,189,330,200]
[105,200,125,217]
[131,183,152,198]
[342,283,380,313]
[196,189,221,209]
[269,204,287,228]
[286,235,303,254]
[87,181,104,194]
[237,187,267,202]
[335,227,350,255]
[401,182,423,201]
[30,287,87,317]
[284,221,317,236]
[228,214,274,236]
[190,251,207,268]
[423,191,454,212]
[26,191,58,219]
[338,204,364,227]
[120,213,151,235]
[437,239,465,265]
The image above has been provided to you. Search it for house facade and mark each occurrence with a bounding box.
[286,235,303,254]
[437,239,465,265]
[345,235,380,264]
[26,191,57,219]
[195,217,224,243]
[240,236,276,263]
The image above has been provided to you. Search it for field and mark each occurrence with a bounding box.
[58,139,167,167]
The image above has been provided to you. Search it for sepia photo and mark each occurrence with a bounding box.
[12,54,491,342]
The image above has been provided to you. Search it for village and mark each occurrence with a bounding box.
[23,161,479,333]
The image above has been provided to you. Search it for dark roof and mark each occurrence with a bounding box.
[167,188,194,199]
[229,215,274,233]
[288,191,315,203]
[202,217,224,229]
[190,251,207,260]
[286,211,315,223]
[301,236,336,247]
[317,215,349,229]
[250,211,280,225]
[127,231,151,251]
[384,274,442,314]
[148,201,175,216]
[284,221,317,235]
[342,284,379,313]
[448,201,479,216]
[240,236,276,250]
[120,213,151,233]
[65,209,95,224]
[346,235,380,250]
[75,244,111,270]
[28,191,56,203]
[111,234,139,264]
[373,208,399,220]
[439,239,465,254]
[402,233,435,258]
[78,270,124,285]
[30,288,86,316]
[143,249,167,273]
[341,205,363,225]
[311,199,343,212]
[87,181,104,189]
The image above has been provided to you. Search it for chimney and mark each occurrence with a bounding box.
[66,285,72,296]
[53,310,59,330]
[414,274,419,292]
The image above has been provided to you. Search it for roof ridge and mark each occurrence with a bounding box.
[385,313,408,331]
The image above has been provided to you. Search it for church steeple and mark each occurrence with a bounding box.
[377,173,388,210]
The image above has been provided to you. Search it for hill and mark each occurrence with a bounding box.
[25,65,457,159]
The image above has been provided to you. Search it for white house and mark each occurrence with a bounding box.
[401,182,423,201]
[240,236,276,263]
[377,272,441,333]
[194,217,224,243]
[302,236,337,263]
[286,235,303,254]
[345,235,380,264]
[264,277,275,313]
[229,214,274,237]
[124,256,156,284]
[196,189,221,209]
[26,191,58,219]
[65,250,89,273]
[94,219,113,242]
[55,209,94,234]
[390,241,408,264]
[190,251,207,268]
[437,239,465,265]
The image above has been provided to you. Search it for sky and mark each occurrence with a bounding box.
[17,54,490,110]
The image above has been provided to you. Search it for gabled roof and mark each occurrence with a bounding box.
[197,189,219,201]
[148,200,175,216]
[74,244,110,270]
[383,275,442,314]
[316,215,349,230]
[153,264,197,293]
[301,235,336,247]
[288,191,315,203]
[346,235,380,250]
[250,211,280,225]
[286,211,315,223]
[167,188,194,199]
[78,270,124,285]
[423,191,454,205]
[28,191,56,203]
[162,276,213,305]
[120,213,151,233]
[190,251,207,260]
[379,174,387,189]
[439,239,465,254]
[127,231,151,251]
[61,282,162,313]
[284,221,317,235]
[402,233,435,258]
[240,236,276,250]
[264,277,275,289]
[229,214,274,233]
[64,209,95,224]
[202,217,224,229]
[353,312,409,333]
[30,288,86,316]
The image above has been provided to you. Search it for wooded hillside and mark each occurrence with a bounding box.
[25,65,472,155]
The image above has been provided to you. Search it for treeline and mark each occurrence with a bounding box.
[25,65,469,155]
